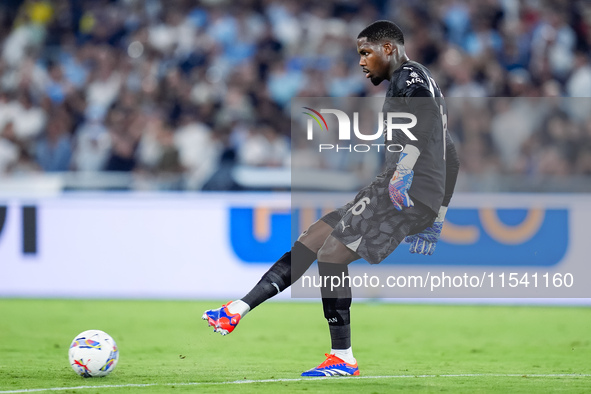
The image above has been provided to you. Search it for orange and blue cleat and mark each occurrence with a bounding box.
[301,353,360,377]
[202,302,241,336]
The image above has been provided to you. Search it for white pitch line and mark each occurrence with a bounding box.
[0,374,589,393]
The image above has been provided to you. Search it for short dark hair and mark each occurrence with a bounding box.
[357,20,404,45]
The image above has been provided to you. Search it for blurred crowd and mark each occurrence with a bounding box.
[0,0,590,191]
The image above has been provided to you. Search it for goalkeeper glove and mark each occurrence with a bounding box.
[389,145,420,211]
[389,165,414,210]
[405,206,447,255]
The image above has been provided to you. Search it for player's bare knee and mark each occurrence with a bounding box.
[317,247,352,264]
[316,245,330,263]
[298,231,321,253]
[318,237,356,264]
[298,220,332,253]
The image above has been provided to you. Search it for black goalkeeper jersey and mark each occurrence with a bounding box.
[382,60,458,215]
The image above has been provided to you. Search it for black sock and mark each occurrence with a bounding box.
[318,261,352,350]
[241,241,316,310]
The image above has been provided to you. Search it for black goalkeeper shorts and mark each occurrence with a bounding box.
[321,169,436,264]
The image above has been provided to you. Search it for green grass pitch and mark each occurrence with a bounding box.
[0,299,589,393]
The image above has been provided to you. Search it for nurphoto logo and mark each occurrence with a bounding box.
[302,107,417,152]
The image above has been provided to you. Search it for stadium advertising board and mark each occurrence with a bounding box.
[0,193,587,298]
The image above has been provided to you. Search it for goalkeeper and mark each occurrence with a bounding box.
[203,20,460,377]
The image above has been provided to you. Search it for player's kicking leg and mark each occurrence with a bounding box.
[301,235,360,376]
[202,219,332,335]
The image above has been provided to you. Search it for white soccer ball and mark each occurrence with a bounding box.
[68,330,119,377]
